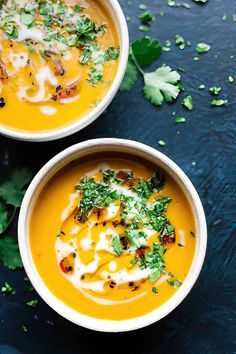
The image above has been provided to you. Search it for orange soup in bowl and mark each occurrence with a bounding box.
[0,0,119,132]
[30,154,196,320]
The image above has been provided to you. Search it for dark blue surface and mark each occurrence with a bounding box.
[0,0,236,353]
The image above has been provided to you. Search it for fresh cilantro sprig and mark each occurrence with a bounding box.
[0,168,32,269]
[0,168,32,208]
[120,36,181,106]
[0,235,23,270]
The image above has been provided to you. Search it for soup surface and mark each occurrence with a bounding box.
[30,155,196,320]
[0,0,119,132]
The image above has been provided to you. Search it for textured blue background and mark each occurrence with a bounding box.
[0,0,236,353]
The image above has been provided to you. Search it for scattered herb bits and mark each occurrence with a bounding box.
[1,281,16,295]
[196,43,211,54]
[211,99,228,107]
[209,86,222,95]
[158,140,166,147]
[175,117,186,123]
[182,95,193,110]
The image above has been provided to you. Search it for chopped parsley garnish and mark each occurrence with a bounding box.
[198,84,205,89]
[209,85,221,95]
[74,169,177,285]
[139,243,166,282]
[103,169,115,182]
[1,281,16,295]
[139,4,147,10]
[139,11,155,24]
[168,279,182,288]
[211,98,228,107]
[139,24,150,32]
[88,67,103,86]
[158,140,166,147]
[182,95,193,110]
[21,325,28,333]
[196,43,211,53]
[76,177,118,221]
[133,172,165,199]
[26,299,38,308]
[175,34,185,50]
[175,117,186,123]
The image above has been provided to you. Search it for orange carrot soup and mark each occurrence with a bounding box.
[0,0,119,132]
[30,154,196,320]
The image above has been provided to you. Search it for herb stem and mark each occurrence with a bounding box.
[2,207,17,234]
[131,50,144,75]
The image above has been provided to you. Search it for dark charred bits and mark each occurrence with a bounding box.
[115,170,138,187]
[0,97,6,108]
[120,236,128,250]
[112,220,120,228]
[109,281,116,289]
[132,286,140,292]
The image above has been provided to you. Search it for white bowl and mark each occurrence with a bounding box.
[0,1,129,142]
[18,138,207,332]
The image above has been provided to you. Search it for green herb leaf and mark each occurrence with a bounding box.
[168,279,182,288]
[175,34,185,50]
[119,56,138,92]
[87,67,103,86]
[1,281,16,295]
[139,11,155,23]
[139,24,150,32]
[211,98,228,107]
[26,299,38,308]
[20,11,34,26]
[76,178,118,221]
[111,235,123,256]
[143,66,181,106]
[209,85,221,95]
[0,235,23,270]
[105,46,120,60]
[79,49,92,65]
[182,95,193,110]
[103,169,115,182]
[150,269,161,282]
[0,201,8,234]
[196,42,211,53]
[175,117,186,123]
[21,325,28,332]
[0,168,32,207]
[152,286,158,293]
[158,140,166,147]
[131,36,162,67]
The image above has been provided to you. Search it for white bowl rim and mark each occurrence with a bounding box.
[18,138,207,332]
[0,0,129,142]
